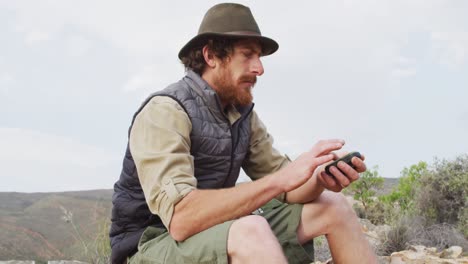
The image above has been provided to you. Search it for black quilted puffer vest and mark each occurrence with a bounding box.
[109,70,253,263]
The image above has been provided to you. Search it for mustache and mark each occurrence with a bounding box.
[239,75,257,84]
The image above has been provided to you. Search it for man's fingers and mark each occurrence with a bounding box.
[351,157,367,173]
[312,153,335,167]
[310,139,345,157]
[330,166,351,187]
[319,171,343,192]
[337,161,360,182]
[319,171,337,188]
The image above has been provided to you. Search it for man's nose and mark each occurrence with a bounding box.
[251,57,264,76]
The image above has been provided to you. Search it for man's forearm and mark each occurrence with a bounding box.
[169,173,284,241]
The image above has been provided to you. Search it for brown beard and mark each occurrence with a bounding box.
[212,67,256,107]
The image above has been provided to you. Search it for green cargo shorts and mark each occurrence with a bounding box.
[129,199,314,264]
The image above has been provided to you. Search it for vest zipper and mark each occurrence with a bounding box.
[221,104,254,187]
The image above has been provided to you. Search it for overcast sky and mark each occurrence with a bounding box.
[1,1,467,192]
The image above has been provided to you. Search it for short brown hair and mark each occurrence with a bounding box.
[180,38,238,75]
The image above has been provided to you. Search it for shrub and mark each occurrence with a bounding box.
[345,166,384,215]
[458,206,468,238]
[365,200,397,226]
[415,155,468,230]
[378,156,468,255]
[379,215,468,255]
[410,223,468,251]
[380,161,428,213]
[352,203,366,219]
[378,215,414,256]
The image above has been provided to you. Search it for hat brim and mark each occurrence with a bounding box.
[178,32,279,60]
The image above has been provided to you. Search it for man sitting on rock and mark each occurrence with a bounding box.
[110,3,377,264]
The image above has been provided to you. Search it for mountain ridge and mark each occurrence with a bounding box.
[0,178,398,261]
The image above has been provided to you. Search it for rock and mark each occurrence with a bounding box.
[375,224,391,238]
[440,246,463,259]
[313,244,467,263]
[378,256,391,264]
[48,261,89,264]
[310,259,334,264]
[389,255,406,264]
[390,250,425,263]
[386,245,468,263]
[426,247,440,256]
[0,260,36,264]
[359,218,377,232]
[408,245,426,253]
[358,218,392,253]
[359,218,384,251]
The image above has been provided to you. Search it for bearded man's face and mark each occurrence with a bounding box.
[211,39,264,107]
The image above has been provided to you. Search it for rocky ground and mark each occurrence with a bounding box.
[313,218,467,264]
[312,245,467,264]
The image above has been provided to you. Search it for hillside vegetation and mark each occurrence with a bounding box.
[0,190,112,262]
[345,155,468,256]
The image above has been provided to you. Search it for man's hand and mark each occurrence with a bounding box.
[276,139,345,193]
[317,152,367,192]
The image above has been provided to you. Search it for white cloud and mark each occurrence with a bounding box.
[273,139,302,158]
[0,128,121,192]
[392,56,417,78]
[395,56,416,66]
[123,62,185,97]
[391,68,417,78]
[24,31,50,45]
[0,72,14,94]
[123,64,161,92]
[66,34,91,57]
[460,112,468,123]
[431,31,468,67]
[4,1,193,58]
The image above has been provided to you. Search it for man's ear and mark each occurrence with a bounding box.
[202,45,216,68]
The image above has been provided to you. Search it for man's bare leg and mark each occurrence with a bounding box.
[297,191,377,264]
[227,215,287,264]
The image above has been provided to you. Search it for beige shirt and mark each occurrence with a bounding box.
[130,96,290,229]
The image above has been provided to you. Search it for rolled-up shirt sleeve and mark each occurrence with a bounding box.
[242,110,291,202]
[130,96,196,229]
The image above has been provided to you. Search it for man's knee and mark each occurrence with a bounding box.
[229,215,273,242]
[304,192,356,227]
[322,192,355,223]
[227,215,278,254]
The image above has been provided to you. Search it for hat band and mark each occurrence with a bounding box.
[204,31,262,37]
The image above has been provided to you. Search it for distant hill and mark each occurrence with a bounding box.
[0,178,399,261]
[377,177,399,196]
[0,190,112,262]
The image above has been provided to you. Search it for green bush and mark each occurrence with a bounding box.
[91,218,111,263]
[352,200,397,226]
[378,215,468,255]
[380,161,428,213]
[378,215,413,256]
[345,166,384,215]
[410,222,468,251]
[378,155,468,256]
[458,206,468,238]
[366,200,397,226]
[415,155,468,231]
[352,203,366,219]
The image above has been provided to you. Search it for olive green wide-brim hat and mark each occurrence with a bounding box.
[178,3,279,59]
